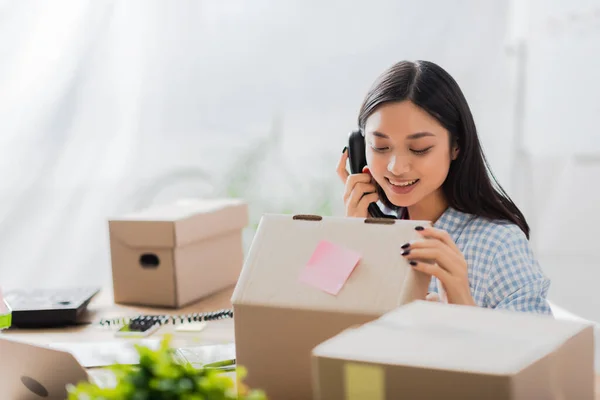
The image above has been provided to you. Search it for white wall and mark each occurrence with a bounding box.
[511,0,600,321]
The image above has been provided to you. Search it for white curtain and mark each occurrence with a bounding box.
[0,0,515,291]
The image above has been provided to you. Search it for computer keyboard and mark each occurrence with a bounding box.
[2,286,100,328]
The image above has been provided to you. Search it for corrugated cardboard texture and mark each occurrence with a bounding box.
[234,304,376,400]
[109,220,176,249]
[110,198,248,247]
[312,301,595,399]
[174,231,244,306]
[313,356,512,400]
[110,237,177,306]
[231,214,432,399]
[109,198,248,307]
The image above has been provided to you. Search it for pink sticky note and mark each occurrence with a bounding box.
[298,240,362,295]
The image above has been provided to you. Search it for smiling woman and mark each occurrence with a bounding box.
[337,60,552,315]
[363,100,457,222]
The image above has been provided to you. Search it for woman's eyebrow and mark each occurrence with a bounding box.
[406,132,435,140]
[370,131,436,139]
[371,131,389,139]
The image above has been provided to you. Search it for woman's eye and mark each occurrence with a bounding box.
[372,147,389,153]
[411,147,433,155]
[370,146,389,152]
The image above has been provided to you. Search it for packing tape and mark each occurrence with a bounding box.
[344,362,384,400]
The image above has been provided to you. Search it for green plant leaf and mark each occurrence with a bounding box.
[66,334,267,400]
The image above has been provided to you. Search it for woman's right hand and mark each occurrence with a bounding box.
[337,148,380,218]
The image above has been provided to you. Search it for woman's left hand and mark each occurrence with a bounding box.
[401,226,476,306]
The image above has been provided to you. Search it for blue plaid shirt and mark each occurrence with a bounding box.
[428,207,552,315]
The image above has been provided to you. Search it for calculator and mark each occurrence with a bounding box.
[2,286,100,328]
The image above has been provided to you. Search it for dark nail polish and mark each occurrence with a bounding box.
[415,226,424,231]
[410,261,417,266]
[342,146,347,154]
[401,243,410,249]
[401,250,410,256]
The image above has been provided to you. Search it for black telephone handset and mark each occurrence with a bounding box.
[347,130,397,219]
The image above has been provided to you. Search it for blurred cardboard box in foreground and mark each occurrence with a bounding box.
[312,300,594,400]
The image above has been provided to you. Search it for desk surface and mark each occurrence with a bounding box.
[0,285,236,348]
[2,285,600,398]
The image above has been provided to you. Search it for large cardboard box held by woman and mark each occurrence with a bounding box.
[231,214,431,400]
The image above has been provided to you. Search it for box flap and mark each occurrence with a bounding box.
[313,300,593,375]
[109,220,176,249]
[231,214,432,315]
[109,198,248,248]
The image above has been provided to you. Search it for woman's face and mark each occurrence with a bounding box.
[364,100,457,208]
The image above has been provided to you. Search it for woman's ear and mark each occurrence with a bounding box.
[451,145,459,160]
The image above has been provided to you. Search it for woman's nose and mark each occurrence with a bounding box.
[387,155,410,175]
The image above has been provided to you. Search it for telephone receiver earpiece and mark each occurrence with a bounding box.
[347,130,396,219]
[347,130,366,175]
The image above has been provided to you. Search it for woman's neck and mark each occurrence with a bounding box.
[407,189,448,223]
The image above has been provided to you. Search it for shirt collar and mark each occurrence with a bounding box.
[378,202,472,239]
[433,207,472,239]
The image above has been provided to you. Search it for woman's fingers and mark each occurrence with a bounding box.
[337,148,350,183]
[409,261,451,283]
[345,182,378,217]
[414,226,460,253]
[343,175,374,202]
[402,246,457,273]
[356,191,379,213]
[401,238,464,275]
[346,181,376,203]
[425,292,440,302]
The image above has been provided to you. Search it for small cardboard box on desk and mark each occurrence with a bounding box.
[312,300,595,400]
[109,198,248,308]
[231,213,432,400]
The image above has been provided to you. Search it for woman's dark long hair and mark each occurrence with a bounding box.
[358,60,530,239]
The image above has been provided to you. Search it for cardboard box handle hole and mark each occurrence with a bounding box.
[139,253,160,269]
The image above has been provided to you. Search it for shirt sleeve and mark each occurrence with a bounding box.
[485,230,553,315]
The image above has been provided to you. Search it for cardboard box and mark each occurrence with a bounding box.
[231,214,432,400]
[109,198,248,308]
[312,300,595,400]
